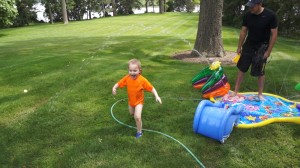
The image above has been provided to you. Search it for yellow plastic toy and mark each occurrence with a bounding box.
[232,54,240,64]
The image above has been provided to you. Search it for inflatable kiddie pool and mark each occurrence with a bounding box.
[193,92,300,143]
[218,92,300,128]
[192,64,300,143]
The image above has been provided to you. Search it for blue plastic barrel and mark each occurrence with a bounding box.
[193,100,243,143]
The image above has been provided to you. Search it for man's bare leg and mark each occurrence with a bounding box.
[232,70,245,96]
[258,75,265,100]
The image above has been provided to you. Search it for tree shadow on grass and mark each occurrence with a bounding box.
[0,33,7,38]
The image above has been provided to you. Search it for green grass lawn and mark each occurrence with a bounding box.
[0,13,299,167]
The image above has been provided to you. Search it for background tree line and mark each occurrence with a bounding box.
[1,0,299,38]
[223,0,300,38]
[1,0,197,26]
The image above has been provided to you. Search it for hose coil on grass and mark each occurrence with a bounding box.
[110,97,205,168]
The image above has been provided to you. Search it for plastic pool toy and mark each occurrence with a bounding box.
[217,92,300,128]
[193,92,300,142]
[192,61,230,99]
[193,100,244,143]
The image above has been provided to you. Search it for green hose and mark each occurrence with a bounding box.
[110,97,205,168]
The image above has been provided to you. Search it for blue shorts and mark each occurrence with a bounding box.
[237,43,268,77]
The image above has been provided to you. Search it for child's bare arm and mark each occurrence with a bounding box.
[112,83,119,95]
[151,88,162,104]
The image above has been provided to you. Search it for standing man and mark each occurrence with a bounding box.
[232,0,278,100]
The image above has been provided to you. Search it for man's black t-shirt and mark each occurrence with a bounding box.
[243,8,277,46]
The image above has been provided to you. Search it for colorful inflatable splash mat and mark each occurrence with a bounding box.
[215,92,300,128]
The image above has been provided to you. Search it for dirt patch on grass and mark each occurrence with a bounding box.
[171,50,237,66]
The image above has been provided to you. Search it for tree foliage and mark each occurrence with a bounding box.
[166,0,197,12]
[0,0,18,27]
[264,0,300,37]
[2,0,299,38]
[223,0,300,38]
[115,0,142,15]
[13,0,39,26]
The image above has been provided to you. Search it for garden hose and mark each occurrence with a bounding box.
[110,97,205,168]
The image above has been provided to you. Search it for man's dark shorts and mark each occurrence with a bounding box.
[237,43,268,76]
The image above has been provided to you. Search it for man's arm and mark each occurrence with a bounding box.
[237,26,248,54]
[264,27,278,59]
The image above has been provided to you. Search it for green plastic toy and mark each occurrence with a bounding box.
[191,67,214,84]
[201,67,224,93]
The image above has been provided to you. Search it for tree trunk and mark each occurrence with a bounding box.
[145,0,148,13]
[152,0,155,13]
[88,0,91,19]
[192,0,225,57]
[48,3,54,24]
[112,0,116,16]
[61,0,68,24]
[159,0,164,14]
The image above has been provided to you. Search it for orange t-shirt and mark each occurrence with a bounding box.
[118,74,153,106]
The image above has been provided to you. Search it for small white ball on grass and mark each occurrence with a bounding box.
[24,89,28,93]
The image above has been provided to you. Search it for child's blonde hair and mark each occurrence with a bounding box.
[128,59,142,73]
